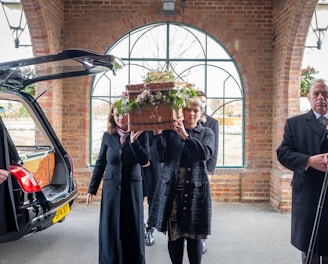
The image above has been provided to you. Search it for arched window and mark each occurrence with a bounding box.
[91,22,244,168]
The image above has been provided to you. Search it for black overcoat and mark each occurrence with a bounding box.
[277,110,328,255]
[88,131,149,264]
[201,114,219,174]
[142,131,161,203]
[0,119,18,236]
[148,124,214,235]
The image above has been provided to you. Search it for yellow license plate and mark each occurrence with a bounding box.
[52,203,70,224]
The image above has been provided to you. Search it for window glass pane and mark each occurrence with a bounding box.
[130,24,167,59]
[206,63,242,98]
[215,99,243,166]
[93,67,130,98]
[207,36,231,59]
[110,36,130,58]
[110,66,129,95]
[172,62,205,85]
[169,24,206,59]
[91,98,110,164]
[219,132,243,166]
[92,73,111,97]
[0,99,53,162]
[129,63,169,83]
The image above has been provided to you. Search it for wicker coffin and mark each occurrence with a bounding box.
[126,82,182,131]
[128,103,182,131]
[126,82,174,94]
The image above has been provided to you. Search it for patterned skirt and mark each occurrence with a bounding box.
[167,167,207,241]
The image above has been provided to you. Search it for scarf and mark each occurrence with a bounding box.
[117,128,130,145]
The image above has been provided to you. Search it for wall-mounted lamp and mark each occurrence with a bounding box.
[305,2,328,50]
[161,0,176,16]
[181,0,186,12]
[0,0,31,48]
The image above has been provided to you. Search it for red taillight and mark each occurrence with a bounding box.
[10,165,41,193]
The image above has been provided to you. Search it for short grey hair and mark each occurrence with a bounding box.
[185,96,204,112]
[309,78,328,94]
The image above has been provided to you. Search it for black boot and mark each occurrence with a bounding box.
[201,240,207,254]
[145,227,155,246]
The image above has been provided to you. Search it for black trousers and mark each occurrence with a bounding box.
[302,252,328,264]
[168,237,203,264]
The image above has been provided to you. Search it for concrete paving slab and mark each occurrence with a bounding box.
[0,202,300,264]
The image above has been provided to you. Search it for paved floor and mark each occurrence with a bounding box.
[0,202,301,264]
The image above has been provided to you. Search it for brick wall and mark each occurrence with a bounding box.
[211,170,241,203]
[270,0,318,211]
[21,0,319,212]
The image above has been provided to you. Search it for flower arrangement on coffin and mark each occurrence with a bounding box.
[115,82,196,116]
[114,70,197,130]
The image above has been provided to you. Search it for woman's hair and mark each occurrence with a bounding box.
[107,107,117,135]
[195,90,206,98]
[185,96,204,113]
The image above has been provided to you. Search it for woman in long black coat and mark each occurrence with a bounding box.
[86,107,149,264]
[148,97,214,264]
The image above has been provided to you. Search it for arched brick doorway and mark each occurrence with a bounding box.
[19,0,318,211]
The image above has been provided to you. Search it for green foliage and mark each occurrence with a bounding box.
[114,95,134,116]
[114,70,197,116]
[114,83,197,117]
[143,70,175,83]
[18,106,29,117]
[0,84,35,96]
[22,84,35,96]
[301,66,318,97]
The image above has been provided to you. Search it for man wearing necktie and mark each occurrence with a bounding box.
[277,78,328,263]
[318,115,327,130]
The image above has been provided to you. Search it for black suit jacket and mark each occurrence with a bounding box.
[142,131,161,202]
[277,110,328,255]
[201,115,219,174]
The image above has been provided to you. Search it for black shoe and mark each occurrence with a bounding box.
[145,229,155,246]
[202,240,207,254]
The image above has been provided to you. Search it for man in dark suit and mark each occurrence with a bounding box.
[277,78,328,264]
[197,90,219,254]
[142,131,162,246]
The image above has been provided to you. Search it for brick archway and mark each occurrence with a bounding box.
[271,0,318,211]
[20,0,320,209]
[22,0,63,56]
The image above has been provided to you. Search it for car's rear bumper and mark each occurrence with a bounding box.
[30,184,79,226]
[0,183,78,243]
